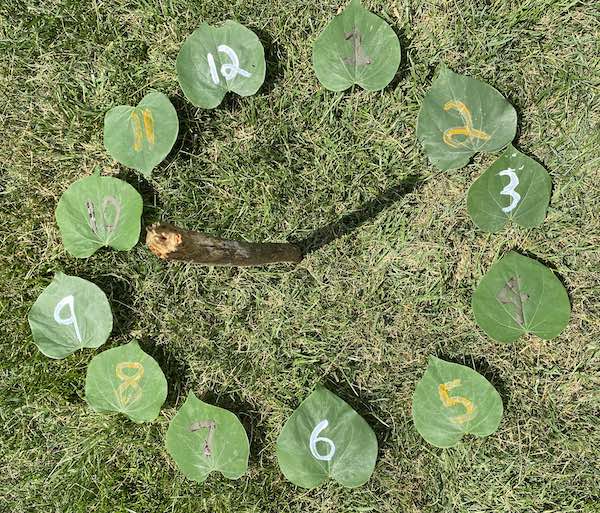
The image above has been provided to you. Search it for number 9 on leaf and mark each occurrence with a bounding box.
[276,386,377,489]
[412,356,503,448]
[165,392,249,483]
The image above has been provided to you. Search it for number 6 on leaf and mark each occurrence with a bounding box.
[276,387,377,489]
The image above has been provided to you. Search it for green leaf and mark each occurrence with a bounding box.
[27,273,113,359]
[472,251,571,342]
[55,174,143,258]
[412,356,503,448]
[103,91,178,177]
[84,341,167,423]
[312,0,400,92]
[165,392,249,483]
[276,386,377,489]
[467,145,552,232]
[176,21,266,109]
[416,65,517,170]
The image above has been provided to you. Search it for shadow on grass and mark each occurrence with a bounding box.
[292,174,424,255]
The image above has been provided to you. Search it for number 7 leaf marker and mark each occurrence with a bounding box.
[276,387,378,489]
[412,356,503,448]
[467,145,552,233]
[166,392,249,483]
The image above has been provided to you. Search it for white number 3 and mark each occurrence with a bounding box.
[498,167,522,213]
[207,45,252,85]
[309,419,336,461]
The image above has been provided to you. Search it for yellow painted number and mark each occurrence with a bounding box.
[438,379,475,424]
[130,109,155,152]
[115,362,144,407]
[442,101,491,148]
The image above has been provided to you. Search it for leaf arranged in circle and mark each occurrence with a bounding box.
[104,91,179,177]
[416,64,517,171]
[56,173,143,258]
[412,356,503,448]
[472,251,571,342]
[27,273,113,359]
[177,21,266,109]
[276,386,377,489]
[84,341,167,423]
[312,0,400,92]
[467,145,552,232]
[165,392,249,483]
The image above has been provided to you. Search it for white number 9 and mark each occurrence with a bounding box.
[309,419,336,461]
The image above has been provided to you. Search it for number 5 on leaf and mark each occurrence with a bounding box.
[276,386,377,489]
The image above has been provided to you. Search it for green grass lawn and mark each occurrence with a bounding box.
[1,0,599,511]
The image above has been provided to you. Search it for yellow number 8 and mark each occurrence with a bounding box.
[115,361,144,407]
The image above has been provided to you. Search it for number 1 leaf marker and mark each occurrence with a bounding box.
[27,273,113,359]
[85,341,167,423]
[312,0,401,91]
[467,145,552,232]
[104,91,178,178]
[472,252,571,342]
[177,21,266,109]
[166,393,249,483]
[416,64,517,170]
[276,386,378,489]
[56,174,143,258]
[412,356,503,448]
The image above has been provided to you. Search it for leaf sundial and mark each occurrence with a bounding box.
[177,21,266,109]
[104,91,178,177]
[85,341,167,422]
[312,0,400,92]
[472,251,571,342]
[467,145,552,232]
[416,64,517,170]
[412,356,503,448]
[27,273,113,359]
[276,386,377,489]
[165,392,249,483]
[56,173,143,258]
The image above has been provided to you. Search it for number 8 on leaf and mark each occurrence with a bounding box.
[276,387,377,489]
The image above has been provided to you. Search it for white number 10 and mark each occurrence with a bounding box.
[309,419,336,461]
[207,45,251,85]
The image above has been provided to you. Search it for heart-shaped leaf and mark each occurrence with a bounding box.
[412,356,503,448]
[276,386,377,489]
[177,21,266,109]
[312,0,400,92]
[416,64,517,170]
[56,173,143,258]
[27,273,113,359]
[165,392,249,483]
[472,251,571,342]
[467,145,552,232]
[85,341,167,423]
[103,91,178,177]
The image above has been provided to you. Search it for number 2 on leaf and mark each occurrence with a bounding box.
[309,419,336,461]
[438,379,475,424]
[190,420,217,457]
[442,101,491,148]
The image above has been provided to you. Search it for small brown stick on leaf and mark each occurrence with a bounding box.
[146,223,302,266]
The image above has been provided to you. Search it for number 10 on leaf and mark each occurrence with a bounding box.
[276,387,377,489]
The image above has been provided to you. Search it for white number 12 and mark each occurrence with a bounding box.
[309,419,336,461]
[207,45,251,85]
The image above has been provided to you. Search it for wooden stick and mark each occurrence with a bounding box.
[146,223,302,266]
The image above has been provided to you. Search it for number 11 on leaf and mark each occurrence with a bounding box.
[276,387,377,489]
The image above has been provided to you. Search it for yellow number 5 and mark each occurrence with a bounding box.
[438,379,475,424]
[442,101,490,148]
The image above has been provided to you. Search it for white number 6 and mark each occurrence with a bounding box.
[309,419,336,461]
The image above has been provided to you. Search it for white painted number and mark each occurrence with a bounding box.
[498,167,522,213]
[207,45,251,85]
[53,295,82,342]
[309,419,336,461]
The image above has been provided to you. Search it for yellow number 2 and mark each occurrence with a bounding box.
[115,362,144,407]
[130,109,155,152]
[438,379,475,424]
[442,101,490,149]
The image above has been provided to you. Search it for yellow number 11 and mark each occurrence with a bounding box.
[130,109,155,152]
